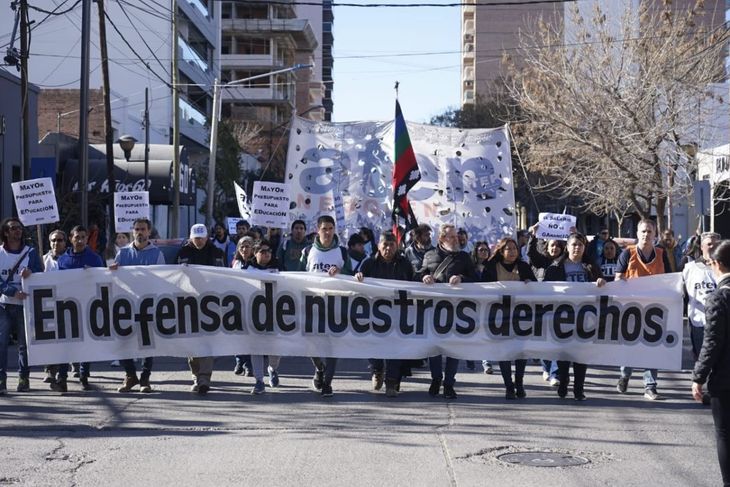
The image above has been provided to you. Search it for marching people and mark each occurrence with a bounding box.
[543,233,606,401]
[355,231,415,397]
[244,239,280,395]
[471,242,493,374]
[526,223,567,386]
[482,237,537,399]
[347,233,368,273]
[0,218,43,394]
[692,239,730,487]
[276,220,308,272]
[299,215,352,397]
[586,228,610,265]
[110,218,166,393]
[684,233,721,372]
[41,229,66,383]
[658,228,684,273]
[232,235,255,376]
[175,223,226,395]
[615,219,671,400]
[598,238,620,282]
[212,222,236,266]
[417,224,477,400]
[52,225,105,392]
[404,223,433,273]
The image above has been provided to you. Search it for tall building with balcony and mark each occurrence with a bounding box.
[219,1,322,128]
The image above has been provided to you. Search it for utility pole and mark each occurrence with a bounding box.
[205,78,220,228]
[19,0,29,180]
[79,0,92,227]
[144,88,150,190]
[97,0,116,236]
[171,6,180,238]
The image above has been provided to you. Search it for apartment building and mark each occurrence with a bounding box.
[219,0,327,126]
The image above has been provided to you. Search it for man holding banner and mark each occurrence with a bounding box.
[0,218,43,394]
[300,215,352,398]
[417,224,477,400]
[111,218,166,393]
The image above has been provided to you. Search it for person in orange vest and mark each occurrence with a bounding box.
[615,218,671,400]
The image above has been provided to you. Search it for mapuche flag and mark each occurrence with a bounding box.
[391,100,421,243]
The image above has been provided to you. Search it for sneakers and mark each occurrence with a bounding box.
[321,383,333,397]
[190,383,199,393]
[549,378,560,387]
[574,392,587,401]
[16,377,30,392]
[443,385,457,400]
[428,379,442,397]
[251,380,265,395]
[43,370,55,383]
[51,379,68,393]
[117,375,139,393]
[139,374,152,393]
[79,376,92,391]
[372,372,384,391]
[233,363,244,375]
[616,377,629,394]
[244,367,253,378]
[515,383,526,399]
[312,370,324,391]
[542,371,550,381]
[505,386,517,400]
[268,367,280,388]
[385,381,398,398]
[644,388,661,400]
[197,384,210,395]
[484,365,493,375]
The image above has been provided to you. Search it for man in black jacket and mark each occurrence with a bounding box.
[176,223,225,395]
[416,224,477,400]
[356,231,414,397]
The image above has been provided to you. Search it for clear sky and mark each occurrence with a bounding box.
[331,2,462,123]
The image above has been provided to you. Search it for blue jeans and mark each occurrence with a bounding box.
[690,326,705,360]
[121,358,153,377]
[0,304,29,381]
[429,355,458,387]
[368,358,402,382]
[620,366,658,390]
[541,359,559,380]
[499,359,526,388]
[58,362,90,380]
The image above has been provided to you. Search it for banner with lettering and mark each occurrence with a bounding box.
[285,116,516,244]
[24,267,683,370]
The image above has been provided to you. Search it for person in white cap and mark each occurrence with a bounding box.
[174,223,225,395]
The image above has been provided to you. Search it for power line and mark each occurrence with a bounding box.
[27,0,81,16]
[116,0,171,77]
[212,0,575,6]
[103,9,172,88]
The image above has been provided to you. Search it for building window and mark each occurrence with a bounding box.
[221,36,232,55]
[231,70,271,87]
[235,3,268,19]
[234,36,270,55]
[222,2,232,19]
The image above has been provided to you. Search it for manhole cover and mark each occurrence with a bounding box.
[497,451,590,467]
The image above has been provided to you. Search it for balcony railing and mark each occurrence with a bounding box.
[179,36,208,72]
[180,97,207,126]
[188,0,208,18]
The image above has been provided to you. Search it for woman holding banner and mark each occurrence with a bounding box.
[482,237,537,400]
[692,239,730,486]
[544,233,605,401]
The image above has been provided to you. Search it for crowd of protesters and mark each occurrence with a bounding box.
[0,215,726,401]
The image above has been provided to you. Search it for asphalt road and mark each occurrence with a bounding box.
[0,344,719,487]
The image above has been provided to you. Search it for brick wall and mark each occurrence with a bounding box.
[38,89,107,143]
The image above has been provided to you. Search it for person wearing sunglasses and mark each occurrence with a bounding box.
[0,218,43,394]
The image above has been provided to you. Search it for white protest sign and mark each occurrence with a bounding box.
[226,217,244,235]
[233,181,251,219]
[251,181,290,229]
[11,177,59,226]
[23,269,683,370]
[535,212,577,240]
[113,191,150,233]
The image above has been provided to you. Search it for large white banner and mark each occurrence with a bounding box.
[285,117,516,245]
[23,267,683,370]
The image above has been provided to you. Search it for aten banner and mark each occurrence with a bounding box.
[23,267,683,369]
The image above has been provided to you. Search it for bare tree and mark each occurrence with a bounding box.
[506,0,729,231]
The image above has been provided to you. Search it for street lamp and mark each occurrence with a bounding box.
[116,134,137,161]
[206,63,313,227]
